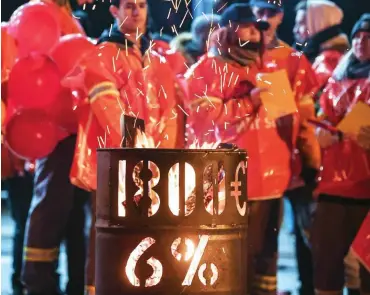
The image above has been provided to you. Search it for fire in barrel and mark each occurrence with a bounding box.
[95,131,248,294]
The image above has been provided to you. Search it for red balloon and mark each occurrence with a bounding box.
[9,2,60,56]
[5,108,59,160]
[50,34,95,77]
[48,87,79,134]
[8,53,62,109]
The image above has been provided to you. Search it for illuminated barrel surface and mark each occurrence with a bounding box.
[96,148,248,295]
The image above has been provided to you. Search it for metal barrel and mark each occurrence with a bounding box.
[96,148,248,295]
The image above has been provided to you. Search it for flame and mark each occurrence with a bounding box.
[135,129,156,148]
[118,130,158,217]
[205,176,226,215]
[119,129,226,217]
[168,163,196,216]
[125,237,163,287]
[188,140,220,149]
[171,238,195,261]
[182,235,209,286]
[118,160,127,217]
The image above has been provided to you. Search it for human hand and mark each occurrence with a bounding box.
[250,87,268,109]
[315,127,340,148]
[189,96,223,111]
[356,125,370,150]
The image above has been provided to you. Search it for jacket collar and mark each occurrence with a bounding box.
[98,23,151,56]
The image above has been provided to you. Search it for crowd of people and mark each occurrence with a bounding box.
[1,0,370,295]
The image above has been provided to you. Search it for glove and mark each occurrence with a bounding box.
[300,167,319,190]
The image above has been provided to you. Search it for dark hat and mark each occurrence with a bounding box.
[220,3,270,30]
[351,13,370,39]
[249,0,284,11]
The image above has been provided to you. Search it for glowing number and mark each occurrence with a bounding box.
[127,235,218,288]
[133,161,160,217]
[231,161,247,216]
[118,160,127,217]
[204,164,226,215]
[168,163,196,216]
[126,237,163,287]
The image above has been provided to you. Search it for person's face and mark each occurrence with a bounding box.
[293,9,309,44]
[110,0,148,34]
[236,23,261,43]
[353,31,370,62]
[252,6,283,45]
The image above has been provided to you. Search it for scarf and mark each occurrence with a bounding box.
[346,59,370,80]
[226,42,261,67]
[302,25,344,62]
[211,27,261,67]
[267,36,280,50]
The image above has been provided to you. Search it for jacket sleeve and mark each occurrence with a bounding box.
[312,52,342,91]
[153,80,186,148]
[79,48,124,147]
[319,77,347,125]
[185,59,255,127]
[148,62,185,149]
[88,80,122,146]
[294,55,321,170]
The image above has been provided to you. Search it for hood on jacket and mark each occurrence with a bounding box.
[305,0,344,36]
[299,0,349,60]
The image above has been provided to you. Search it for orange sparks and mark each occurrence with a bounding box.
[167,8,172,19]
[177,104,189,116]
[180,9,189,28]
[119,16,129,28]
[217,1,227,13]
[112,57,116,72]
[194,0,203,10]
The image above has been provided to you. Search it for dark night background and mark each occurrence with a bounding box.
[2,0,370,46]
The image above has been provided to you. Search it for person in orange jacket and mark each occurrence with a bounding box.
[65,0,185,293]
[294,0,350,94]
[292,1,359,294]
[314,14,370,295]
[351,213,370,276]
[16,1,92,295]
[249,1,320,294]
[185,3,320,295]
[1,22,34,295]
